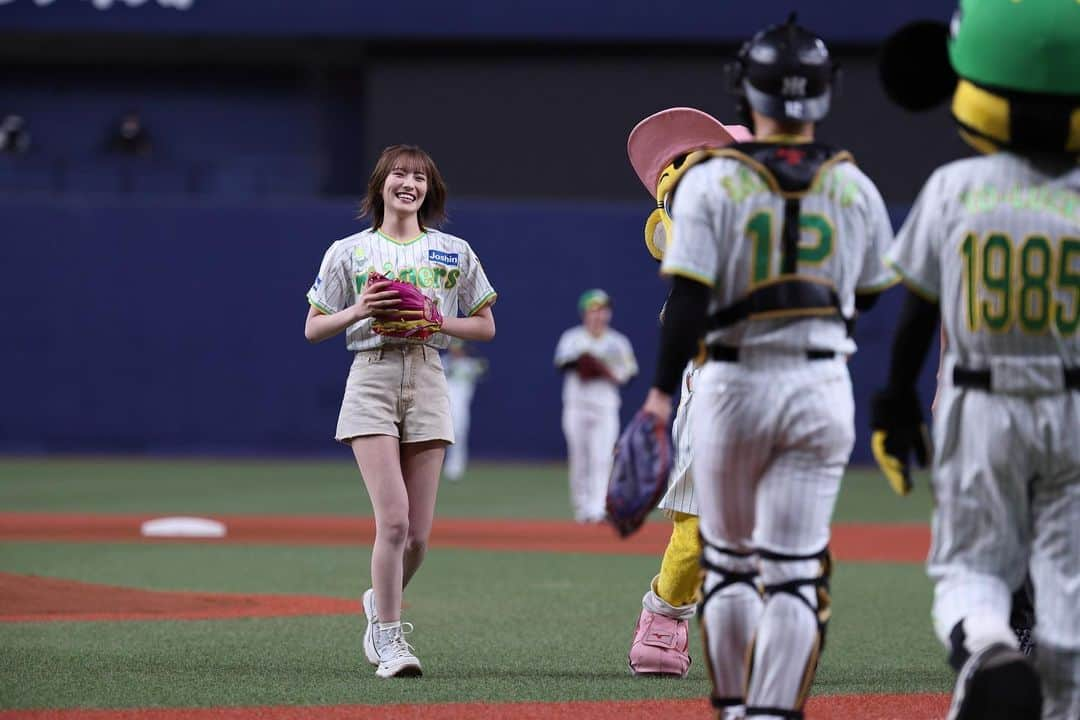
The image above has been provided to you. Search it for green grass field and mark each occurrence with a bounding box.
[0,459,946,711]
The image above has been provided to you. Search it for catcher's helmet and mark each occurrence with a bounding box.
[730,14,834,123]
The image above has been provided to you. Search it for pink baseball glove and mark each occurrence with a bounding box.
[368,272,444,340]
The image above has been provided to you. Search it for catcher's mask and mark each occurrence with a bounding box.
[726,13,838,130]
[626,107,751,261]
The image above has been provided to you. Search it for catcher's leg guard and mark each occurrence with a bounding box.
[699,535,763,714]
[743,547,831,719]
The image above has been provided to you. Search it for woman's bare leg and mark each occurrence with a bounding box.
[351,435,408,623]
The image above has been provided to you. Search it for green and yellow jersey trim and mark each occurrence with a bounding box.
[662,266,714,287]
[468,291,498,316]
[307,296,336,315]
[856,274,902,295]
[885,260,939,303]
[375,229,427,246]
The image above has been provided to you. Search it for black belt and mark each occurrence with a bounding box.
[953,365,1080,391]
[708,345,837,363]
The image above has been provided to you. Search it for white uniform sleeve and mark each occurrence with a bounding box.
[661,163,721,286]
[307,241,351,314]
[887,169,945,301]
[554,328,581,367]
[610,334,639,384]
[457,244,498,316]
[856,174,899,293]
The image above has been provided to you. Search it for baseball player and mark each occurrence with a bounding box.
[305,144,497,679]
[623,108,754,678]
[442,340,487,481]
[872,2,1080,717]
[636,16,896,718]
[554,290,638,523]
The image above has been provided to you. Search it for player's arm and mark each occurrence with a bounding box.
[871,287,939,493]
[441,304,496,342]
[304,279,398,343]
[855,291,882,312]
[884,288,939,390]
[643,275,711,423]
[869,170,945,495]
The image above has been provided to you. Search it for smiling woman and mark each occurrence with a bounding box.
[302,144,497,680]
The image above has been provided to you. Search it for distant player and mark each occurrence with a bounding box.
[623,107,753,678]
[554,290,638,523]
[872,2,1080,717]
[305,144,497,679]
[635,16,895,718]
[442,340,487,481]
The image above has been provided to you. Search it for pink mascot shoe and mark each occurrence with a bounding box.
[628,607,691,677]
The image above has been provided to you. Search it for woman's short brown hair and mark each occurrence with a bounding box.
[359,145,448,230]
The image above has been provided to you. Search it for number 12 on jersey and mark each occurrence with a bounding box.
[746,210,834,283]
[961,232,1080,335]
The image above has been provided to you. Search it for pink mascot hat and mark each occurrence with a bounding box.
[627,107,752,194]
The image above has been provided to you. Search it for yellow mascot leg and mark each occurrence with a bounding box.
[629,512,699,677]
[656,512,702,607]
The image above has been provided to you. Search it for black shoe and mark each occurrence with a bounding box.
[947,644,1042,720]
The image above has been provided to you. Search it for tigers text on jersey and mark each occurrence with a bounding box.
[888,153,1080,369]
[662,154,896,354]
[307,228,497,351]
[553,326,638,410]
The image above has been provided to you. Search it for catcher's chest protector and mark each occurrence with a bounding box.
[702,143,857,331]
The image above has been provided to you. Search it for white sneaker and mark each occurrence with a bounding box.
[374,622,422,678]
[362,589,379,666]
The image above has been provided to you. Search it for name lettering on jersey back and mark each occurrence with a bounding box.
[355,264,460,293]
[721,164,858,207]
[961,186,1079,223]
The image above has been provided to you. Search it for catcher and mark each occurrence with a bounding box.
[304,144,497,679]
[615,108,751,678]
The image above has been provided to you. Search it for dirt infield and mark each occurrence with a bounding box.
[0,572,360,623]
[0,513,929,562]
[0,694,951,719]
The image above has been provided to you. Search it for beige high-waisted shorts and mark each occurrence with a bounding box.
[335,344,454,444]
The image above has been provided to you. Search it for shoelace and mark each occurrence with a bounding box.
[379,622,418,660]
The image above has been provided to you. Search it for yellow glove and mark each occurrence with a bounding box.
[870,389,931,496]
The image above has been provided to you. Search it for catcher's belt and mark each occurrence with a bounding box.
[708,345,837,363]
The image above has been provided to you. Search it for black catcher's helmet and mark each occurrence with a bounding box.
[730,14,835,124]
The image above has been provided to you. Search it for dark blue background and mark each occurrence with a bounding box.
[0,196,938,461]
[1,0,950,41]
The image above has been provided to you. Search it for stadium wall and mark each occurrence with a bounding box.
[0,197,938,462]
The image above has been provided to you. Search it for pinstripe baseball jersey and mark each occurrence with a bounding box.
[554,326,638,410]
[307,228,497,351]
[888,153,1080,370]
[661,152,896,353]
[658,361,698,516]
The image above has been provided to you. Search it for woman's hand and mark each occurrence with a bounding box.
[354,280,400,321]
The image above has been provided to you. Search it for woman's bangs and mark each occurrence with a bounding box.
[389,150,431,177]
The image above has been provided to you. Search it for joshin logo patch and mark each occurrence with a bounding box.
[428,250,459,267]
